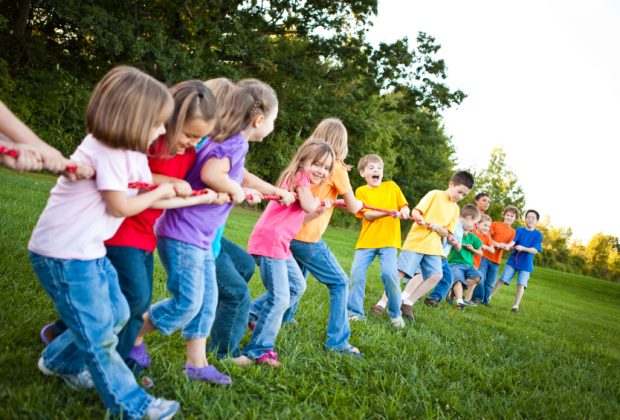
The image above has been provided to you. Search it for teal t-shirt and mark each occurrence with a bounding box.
[448,232,482,266]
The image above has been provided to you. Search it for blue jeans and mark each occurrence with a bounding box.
[347,247,401,319]
[428,258,453,302]
[150,237,217,339]
[30,252,152,419]
[288,239,352,351]
[244,256,306,359]
[208,237,255,358]
[472,257,500,304]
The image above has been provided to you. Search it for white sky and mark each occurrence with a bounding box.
[366,0,620,243]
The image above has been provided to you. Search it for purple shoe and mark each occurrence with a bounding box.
[182,364,232,385]
[128,342,151,369]
[40,323,56,346]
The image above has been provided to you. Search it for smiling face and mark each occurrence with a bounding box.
[360,161,384,187]
[176,118,214,153]
[302,153,333,185]
[477,219,491,234]
[503,211,517,225]
[524,211,539,229]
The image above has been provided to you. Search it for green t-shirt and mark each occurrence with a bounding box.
[448,232,483,267]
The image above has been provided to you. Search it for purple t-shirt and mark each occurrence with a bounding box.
[156,134,248,250]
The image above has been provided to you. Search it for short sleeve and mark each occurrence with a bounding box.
[294,171,312,188]
[331,162,353,195]
[394,182,408,209]
[472,235,483,249]
[94,149,130,191]
[534,231,543,252]
[446,207,459,234]
[415,191,436,215]
[355,186,367,219]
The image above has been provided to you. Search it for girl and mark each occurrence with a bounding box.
[135,80,280,384]
[283,118,364,356]
[244,140,335,368]
[28,66,179,419]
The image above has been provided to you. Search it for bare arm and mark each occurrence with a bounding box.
[200,157,245,203]
[341,190,364,214]
[150,190,219,209]
[514,245,538,254]
[102,184,176,217]
[296,185,320,214]
[242,169,295,205]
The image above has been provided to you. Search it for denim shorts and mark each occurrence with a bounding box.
[500,264,531,288]
[397,250,442,280]
[450,263,481,288]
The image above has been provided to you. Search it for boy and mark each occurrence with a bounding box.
[489,209,543,312]
[446,206,483,309]
[464,213,494,304]
[347,154,410,328]
[472,205,519,305]
[396,171,474,320]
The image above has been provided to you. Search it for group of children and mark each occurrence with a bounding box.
[0,65,543,419]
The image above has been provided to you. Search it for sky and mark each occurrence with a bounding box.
[366,0,620,243]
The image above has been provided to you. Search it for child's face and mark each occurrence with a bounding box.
[447,182,471,203]
[359,161,383,187]
[477,220,491,234]
[249,106,279,142]
[461,215,477,231]
[503,211,517,225]
[525,212,539,229]
[302,155,333,185]
[176,118,214,153]
[148,123,166,145]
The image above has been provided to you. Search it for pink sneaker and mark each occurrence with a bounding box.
[255,350,281,368]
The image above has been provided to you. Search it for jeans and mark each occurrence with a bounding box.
[208,237,255,358]
[288,239,352,351]
[150,237,217,339]
[428,258,453,302]
[499,263,531,287]
[244,256,306,359]
[347,247,401,319]
[472,257,500,304]
[30,252,152,419]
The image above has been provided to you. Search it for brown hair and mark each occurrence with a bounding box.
[86,66,172,152]
[460,203,480,220]
[451,171,475,189]
[357,154,384,172]
[237,78,278,121]
[307,118,349,166]
[479,214,492,224]
[277,141,335,190]
[503,205,520,218]
[162,80,216,155]
[208,84,255,143]
[204,77,235,104]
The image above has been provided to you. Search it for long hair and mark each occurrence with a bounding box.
[276,141,335,190]
[307,118,349,167]
[86,65,172,152]
[208,84,255,143]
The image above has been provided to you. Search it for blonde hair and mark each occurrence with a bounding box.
[277,140,335,190]
[237,78,278,121]
[307,118,349,165]
[208,84,255,143]
[204,77,235,104]
[357,153,383,172]
[162,80,215,155]
[479,214,492,224]
[86,66,172,152]
[461,203,481,220]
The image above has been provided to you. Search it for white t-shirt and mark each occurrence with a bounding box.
[28,135,152,260]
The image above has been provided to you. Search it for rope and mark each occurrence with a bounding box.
[0,146,78,173]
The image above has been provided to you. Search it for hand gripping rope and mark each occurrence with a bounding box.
[0,146,78,173]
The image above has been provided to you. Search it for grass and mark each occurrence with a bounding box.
[1,167,619,418]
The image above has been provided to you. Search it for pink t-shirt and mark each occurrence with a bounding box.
[247,171,312,259]
[28,134,152,260]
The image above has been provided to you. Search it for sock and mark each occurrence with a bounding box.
[403,298,413,306]
[457,298,464,305]
[376,301,386,309]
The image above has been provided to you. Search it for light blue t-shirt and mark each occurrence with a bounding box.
[442,220,463,258]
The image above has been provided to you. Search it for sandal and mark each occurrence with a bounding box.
[40,323,57,346]
[182,364,232,385]
[333,344,363,357]
[255,350,281,368]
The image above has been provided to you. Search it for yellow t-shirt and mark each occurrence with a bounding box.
[355,181,408,249]
[294,160,352,243]
[401,190,459,256]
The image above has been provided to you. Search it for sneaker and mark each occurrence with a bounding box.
[390,317,405,328]
[446,296,455,305]
[348,315,363,322]
[255,350,281,368]
[472,298,482,304]
[38,357,95,390]
[400,303,414,321]
[144,397,180,420]
[128,342,152,369]
[40,323,57,346]
[182,364,232,385]
[423,297,439,307]
[463,300,478,307]
[370,304,385,315]
[456,302,465,310]
[512,305,519,313]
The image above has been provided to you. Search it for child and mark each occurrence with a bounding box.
[397,171,475,320]
[346,154,410,328]
[464,214,494,304]
[489,209,543,312]
[28,66,180,419]
[135,80,278,384]
[244,141,335,367]
[446,205,482,308]
[279,118,364,355]
[472,205,519,305]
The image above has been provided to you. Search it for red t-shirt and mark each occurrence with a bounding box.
[472,231,493,268]
[483,221,516,264]
[105,138,197,252]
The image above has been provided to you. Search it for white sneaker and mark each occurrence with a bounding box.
[144,398,180,420]
[38,357,95,390]
[511,305,519,313]
[348,315,362,322]
[390,317,405,328]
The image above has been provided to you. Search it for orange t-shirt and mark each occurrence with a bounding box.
[472,231,493,268]
[294,160,352,243]
[483,221,516,264]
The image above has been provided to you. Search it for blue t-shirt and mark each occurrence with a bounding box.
[506,227,543,272]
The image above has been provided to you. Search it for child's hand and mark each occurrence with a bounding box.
[171,179,193,197]
[322,199,333,209]
[230,186,246,204]
[244,188,262,205]
[2,143,43,172]
[427,222,437,231]
[195,189,216,204]
[514,245,525,252]
[448,236,458,245]
[62,161,95,181]
[415,215,426,226]
[156,182,176,200]
[400,207,411,220]
[41,147,70,174]
[390,210,400,219]
[214,192,231,205]
[275,188,296,206]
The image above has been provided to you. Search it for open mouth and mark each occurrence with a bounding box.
[371,175,380,182]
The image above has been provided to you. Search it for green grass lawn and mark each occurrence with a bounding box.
[1,168,619,418]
